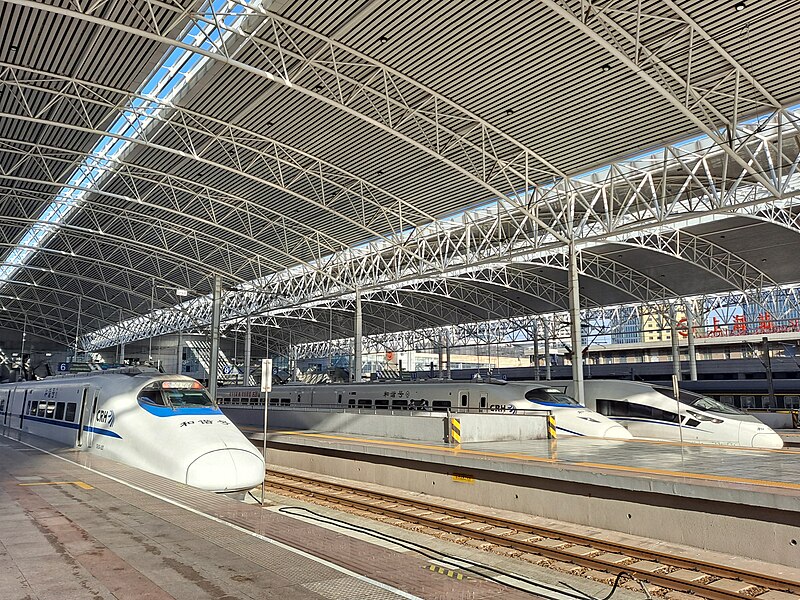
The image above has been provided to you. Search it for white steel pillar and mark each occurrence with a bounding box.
[669,304,681,382]
[176,330,183,375]
[686,300,698,381]
[544,320,551,381]
[533,324,540,381]
[353,289,362,382]
[446,331,452,380]
[437,333,444,379]
[243,314,252,386]
[119,343,125,364]
[208,275,222,400]
[568,241,585,405]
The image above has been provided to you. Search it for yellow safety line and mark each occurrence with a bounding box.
[278,431,800,491]
[18,481,94,490]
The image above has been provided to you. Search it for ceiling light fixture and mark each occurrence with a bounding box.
[601,63,612,72]
[378,35,389,44]
[734,1,746,10]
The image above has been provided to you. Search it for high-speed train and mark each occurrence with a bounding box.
[0,369,265,492]
[216,380,633,439]
[561,380,784,449]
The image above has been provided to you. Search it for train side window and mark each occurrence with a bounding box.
[432,400,451,411]
[348,398,356,407]
[786,395,800,408]
[596,399,626,417]
[391,399,408,409]
[357,399,372,408]
[46,402,56,418]
[268,398,279,406]
[65,403,77,422]
[55,402,65,420]
[280,398,291,406]
[37,403,46,417]
[652,408,678,423]
[740,395,756,409]
[29,401,38,415]
[375,399,389,409]
[627,403,652,419]
[460,394,467,407]
[479,396,487,408]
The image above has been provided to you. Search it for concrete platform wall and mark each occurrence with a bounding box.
[267,443,800,568]
[223,407,548,443]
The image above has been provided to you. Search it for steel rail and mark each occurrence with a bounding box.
[266,470,800,600]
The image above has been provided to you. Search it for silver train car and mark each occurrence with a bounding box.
[0,369,265,492]
[562,380,784,449]
[216,380,633,439]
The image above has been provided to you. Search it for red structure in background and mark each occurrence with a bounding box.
[679,312,800,338]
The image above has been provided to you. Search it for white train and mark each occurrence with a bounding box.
[0,369,265,492]
[561,380,784,449]
[216,380,633,439]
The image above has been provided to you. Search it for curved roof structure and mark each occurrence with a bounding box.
[1,0,800,353]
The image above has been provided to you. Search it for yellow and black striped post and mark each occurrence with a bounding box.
[546,414,557,439]
[450,417,461,445]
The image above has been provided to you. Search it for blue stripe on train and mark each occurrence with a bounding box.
[137,402,223,417]
[23,415,123,439]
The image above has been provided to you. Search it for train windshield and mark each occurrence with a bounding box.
[524,387,580,406]
[654,387,744,415]
[138,380,215,409]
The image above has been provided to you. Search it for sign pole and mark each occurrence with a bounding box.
[260,357,273,506]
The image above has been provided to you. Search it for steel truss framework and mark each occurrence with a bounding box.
[0,1,799,355]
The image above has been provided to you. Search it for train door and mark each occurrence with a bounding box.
[1,389,9,426]
[458,390,469,410]
[76,387,91,448]
[18,389,27,429]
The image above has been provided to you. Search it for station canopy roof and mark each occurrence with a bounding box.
[1,0,800,352]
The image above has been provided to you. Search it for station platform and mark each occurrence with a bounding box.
[0,428,541,600]
[253,429,800,568]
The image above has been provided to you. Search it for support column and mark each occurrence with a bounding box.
[353,289,362,382]
[208,274,222,400]
[176,330,183,375]
[533,324,540,381]
[685,300,698,381]
[544,321,551,381]
[243,315,252,386]
[568,241,585,405]
[669,304,681,382]
[437,334,444,379]
[119,343,125,365]
[446,331,452,380]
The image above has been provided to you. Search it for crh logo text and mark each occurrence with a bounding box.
[95,410,115,427]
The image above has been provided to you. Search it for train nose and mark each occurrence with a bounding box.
[186,449,265,492]
[604,423,633,439]
[748,432,784,449]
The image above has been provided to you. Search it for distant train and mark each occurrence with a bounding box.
[215,380,633,439]
[0,369,265,493]
[561,380,784,449]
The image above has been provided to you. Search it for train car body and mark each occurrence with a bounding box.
[216,380,633,439]
[562,380,784,449]
[0,370,265,492]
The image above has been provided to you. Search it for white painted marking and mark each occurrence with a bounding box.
[1,433,422,600]
[267,505,411,553]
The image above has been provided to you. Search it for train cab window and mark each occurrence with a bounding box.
[596,399,624,417]
[460,394,468,407]
[65,403,77,422]
[138,390,167,406]
[29,401,38,416]
[375,399,389,409]
[55,402,65,420]
[357,399,372,408]
[524,388,580,405]
[431,400,451,411]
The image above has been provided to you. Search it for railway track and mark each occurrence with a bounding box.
[265,470,800,600]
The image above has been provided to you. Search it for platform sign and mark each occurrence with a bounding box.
[58,362,69,372]
[260,358,273,393]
